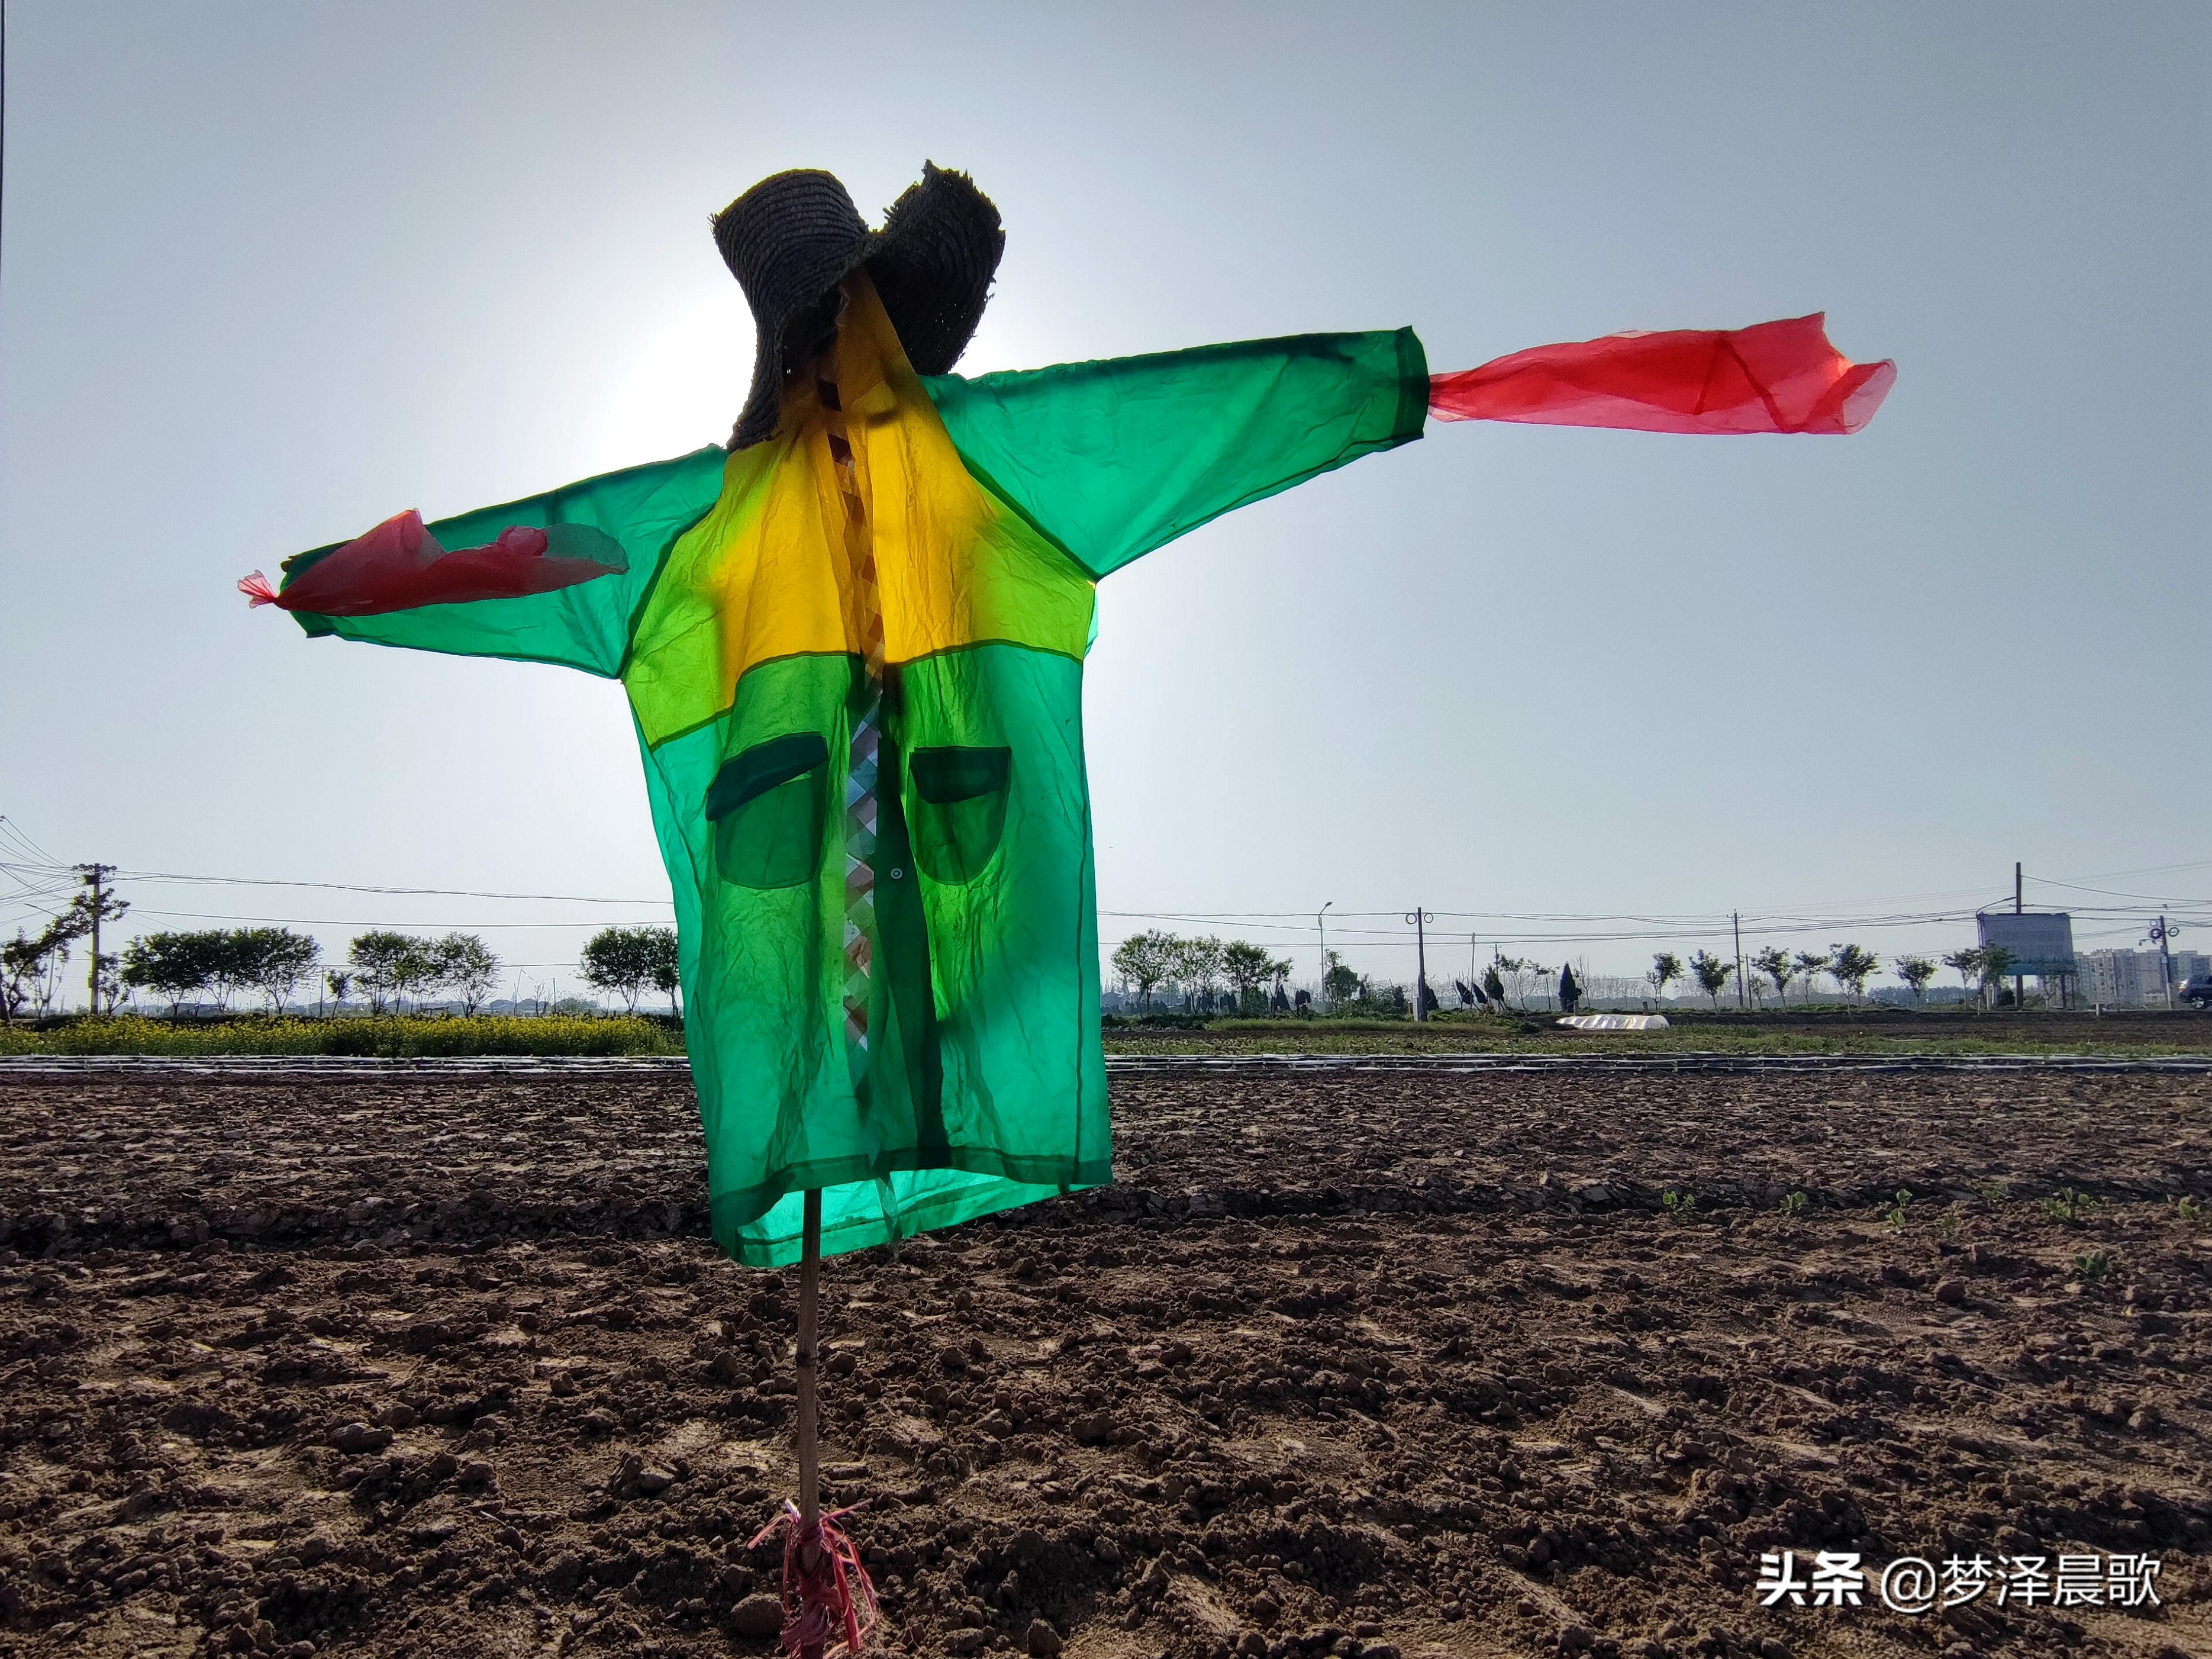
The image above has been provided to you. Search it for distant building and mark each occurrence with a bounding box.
[2078,948,2189,1007]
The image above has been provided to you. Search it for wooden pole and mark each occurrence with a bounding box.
[794,1187,824,1659]
[796,1187,823,1528]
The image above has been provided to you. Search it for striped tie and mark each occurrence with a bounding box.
[818,372,884,1093]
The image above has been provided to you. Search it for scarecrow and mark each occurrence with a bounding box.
[243,163,1891,1652]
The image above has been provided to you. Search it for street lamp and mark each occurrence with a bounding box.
[1317,902,1334,1013]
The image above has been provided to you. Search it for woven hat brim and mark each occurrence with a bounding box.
[716,171,870,452]
[865,163,1005,379]
[721,163,1005,450]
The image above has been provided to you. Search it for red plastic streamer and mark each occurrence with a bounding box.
[238,511,621,617]
[1428,313,1894,435]
[747,1502,876,1658]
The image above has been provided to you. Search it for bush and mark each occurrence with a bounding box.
[0,1014,682,1058]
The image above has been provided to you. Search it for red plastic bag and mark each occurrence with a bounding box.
[1429,313,1893,435]
[240,511,622,617]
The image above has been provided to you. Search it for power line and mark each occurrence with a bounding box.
[125,909,669,929]
[4,820,2204,968]
[2029,875,2203,903]
[107,869,672,906]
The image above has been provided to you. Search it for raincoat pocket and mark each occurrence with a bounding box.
[908,745,1011,885]
[707,732,830,890]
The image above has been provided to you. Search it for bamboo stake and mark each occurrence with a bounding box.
[796,1188,823,1526]
[795,1188,825,1659]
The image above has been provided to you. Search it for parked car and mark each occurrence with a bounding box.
[2180,976,2212,1011]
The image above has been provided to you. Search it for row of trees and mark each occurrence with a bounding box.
[1455,955,1577,1013]
[102,923,684,1018]
[1110,931,1295,1014]
[115,927,499,1015]
[1646,942,2023,1007]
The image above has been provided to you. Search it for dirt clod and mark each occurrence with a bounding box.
[729,1593,782,1637]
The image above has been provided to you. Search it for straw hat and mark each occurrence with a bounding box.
[713,163,1004,450]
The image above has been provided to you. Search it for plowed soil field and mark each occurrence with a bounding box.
[0,1061,2207,1659]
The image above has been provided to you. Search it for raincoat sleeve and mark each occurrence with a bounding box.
[276,446,731,677]
[921,328,1428,579]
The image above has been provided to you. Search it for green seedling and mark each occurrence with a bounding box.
[1936,1208,1960,1241]
[2176,1196,2204,1225]
[2042,1187,2098,1225]
[1884,1188,1913,1230]
[1779,1191,1808,1222]
[2073,1249,2111,1283]
[1976,1178,2013,1205]
[1662,1189,1698,1222]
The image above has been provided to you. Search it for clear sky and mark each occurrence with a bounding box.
[2,1,2206,1001]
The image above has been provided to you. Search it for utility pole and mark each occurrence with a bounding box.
[2147,914,2180,1011]
[2014,861,2026,1013]
[1733,910,1745,1010]
[1316,902,1334,1013]
[74,864,122,1016]
[1404,908,1433,1022]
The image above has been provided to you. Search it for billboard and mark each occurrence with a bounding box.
[1977,911,2076,978]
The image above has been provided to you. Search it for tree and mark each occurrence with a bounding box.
[1325,951,1362,1007]
[51,885,128,1014]
[1894,955,1937,1002]
[579,926,668,1014]
[1649,952,1684,1004]
[1220,940,1291,1015]
[1942,947,1984,1001]
[120,930,230,1014]
[228,927,321,1014]
[1481,962,1508,1009]
[433,933,501,1016]
[1752,946,1795,1008]
[1,930,60,1022]
[93,951,124,1014]
[1170,935,1224,1013]
[199,931,258,1011]
[1111,931,1177,1009]
[1689,949,1735,1007]
[1524,963,1555,1010]
[350,930,436,1016]
[8,896,112,1016]
[1792,950,1830,1004]
[1829,943,1881,1002]
[645,929,682,1019]
[325,968,353,1013]
[1978,944,2017,1008]
[1558,962,1581,1014]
